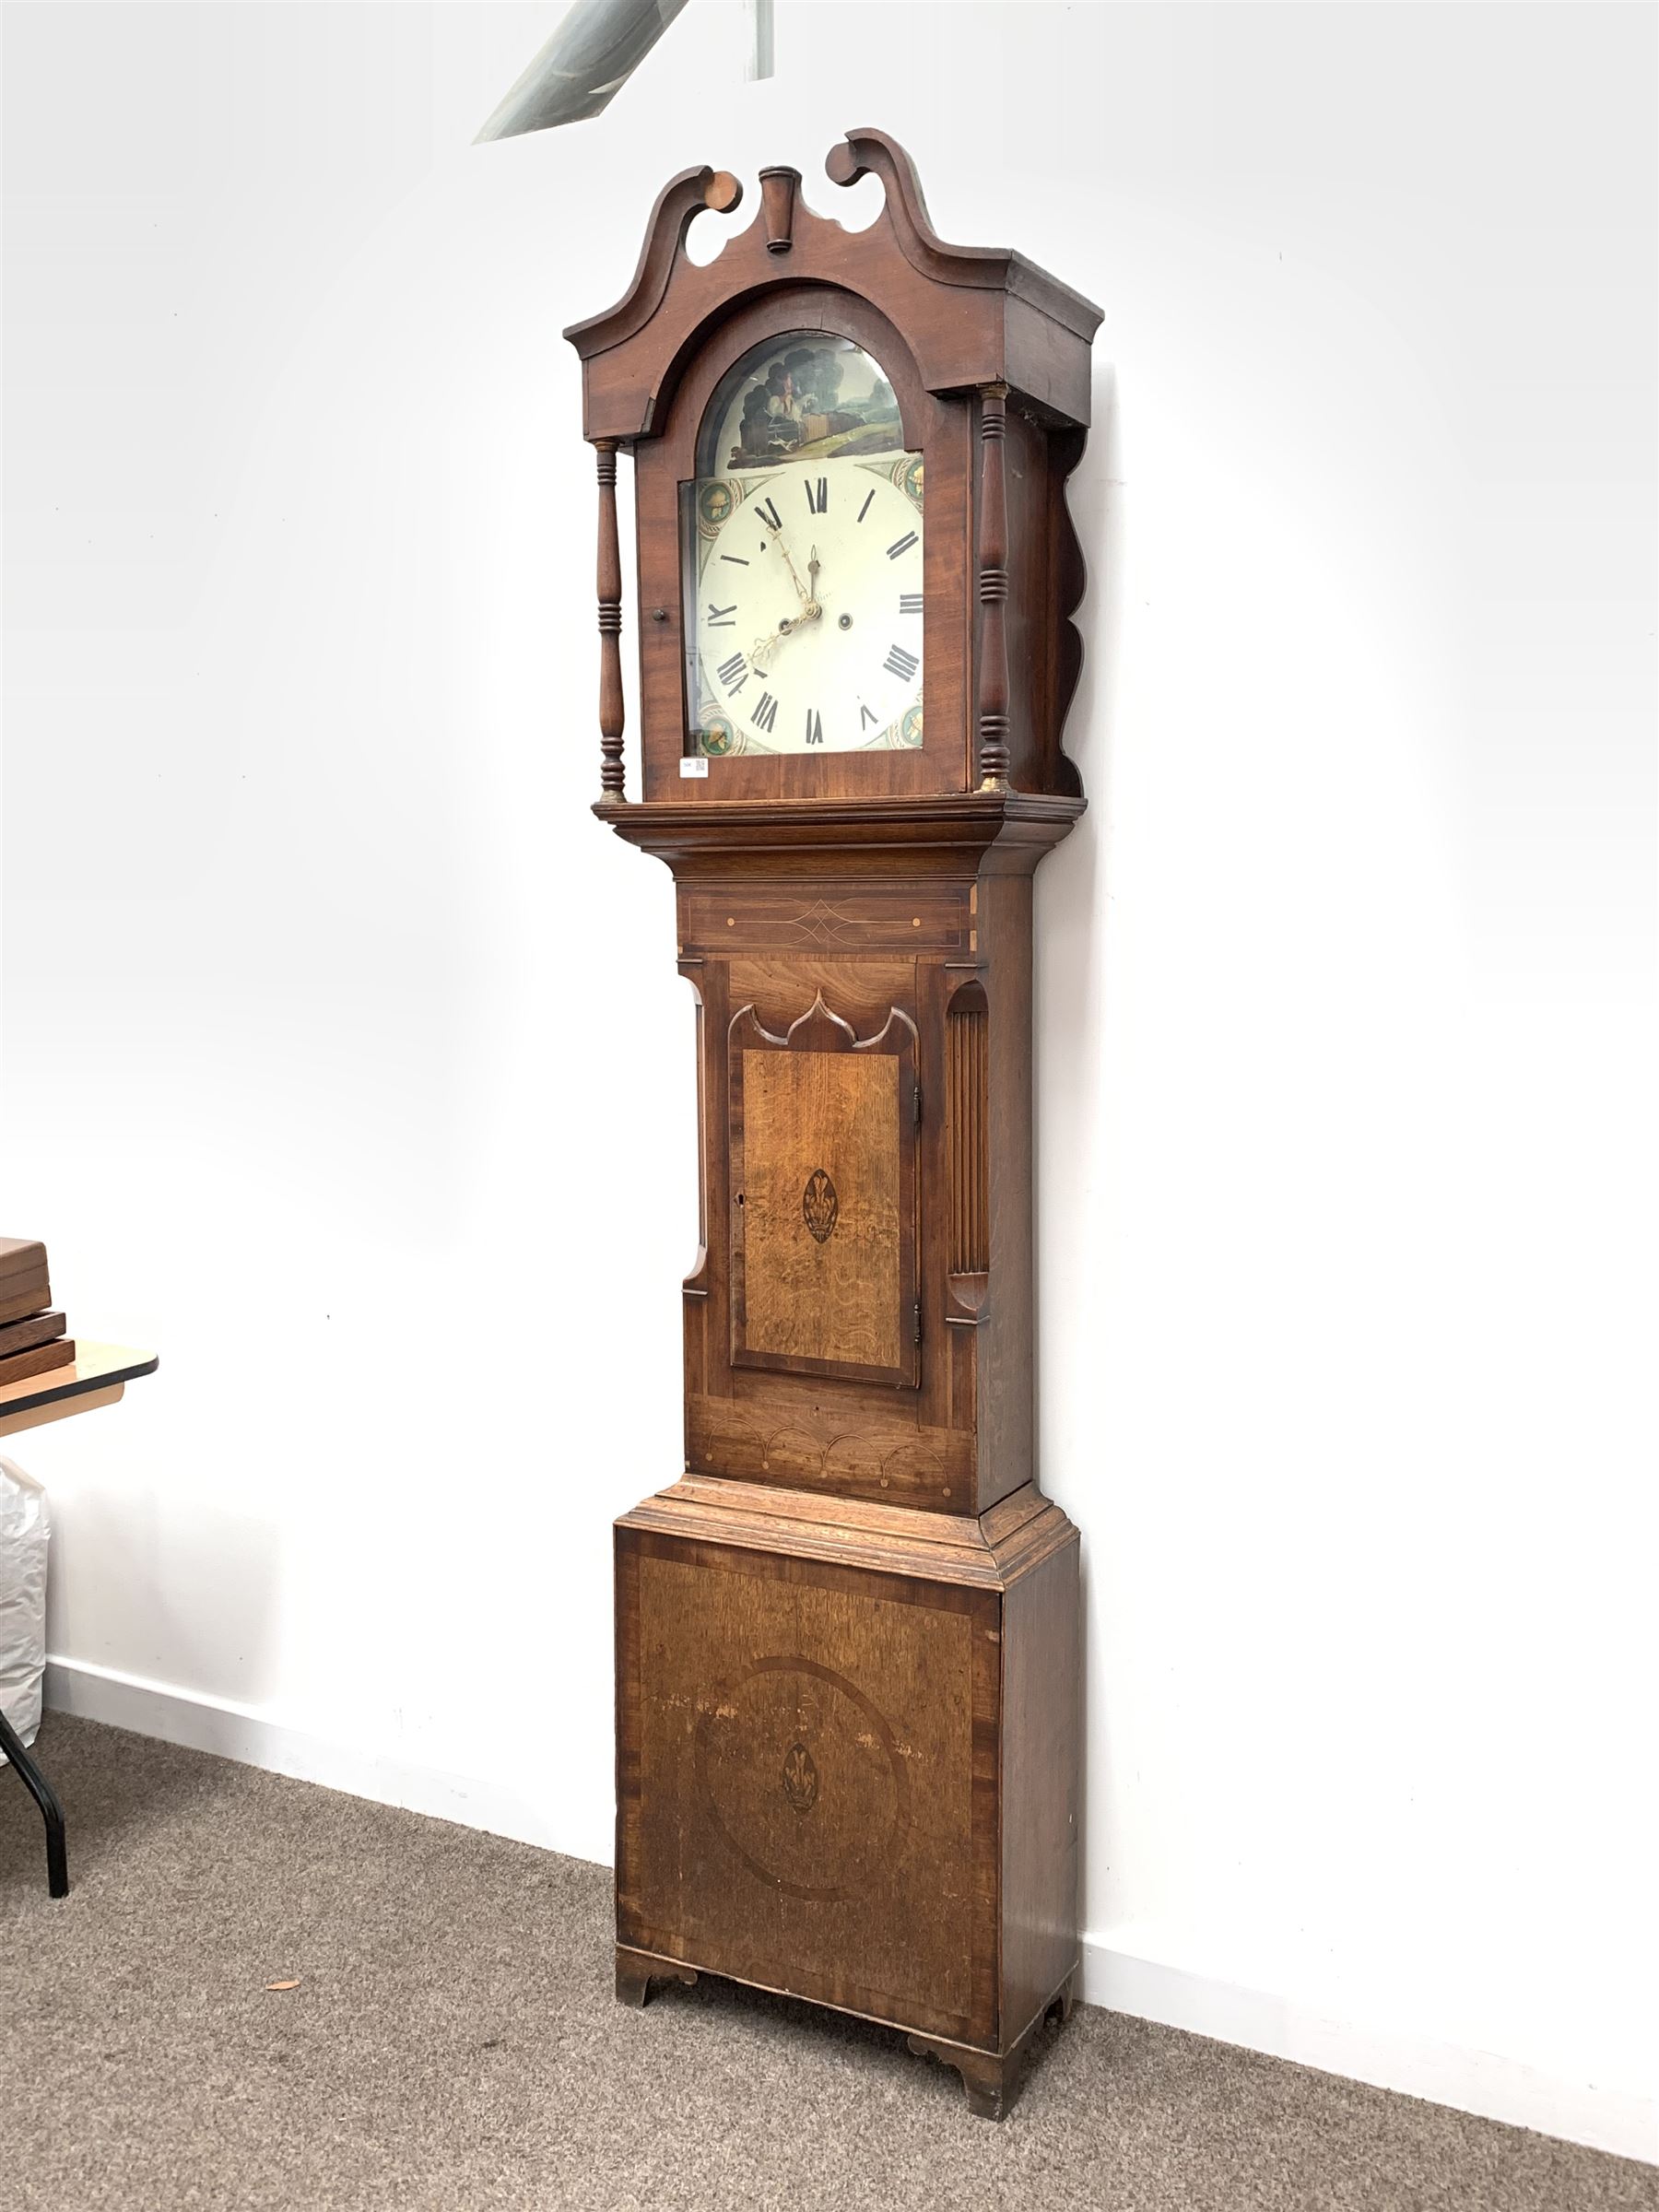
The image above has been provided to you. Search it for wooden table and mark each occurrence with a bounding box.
[0,1343,157,1894]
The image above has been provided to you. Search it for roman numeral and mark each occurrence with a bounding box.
[720,553,749,566]
[705,602,736,628]
[860,704,878,729]
[805,477,829,514]
[857,488,875,524]
[883,643,919,682]
[805,709,823,746]
[886,531,918,560]
[753,691,779,735]
[716,651,747,693]
[899,593,924,616]
[755,497,782,531]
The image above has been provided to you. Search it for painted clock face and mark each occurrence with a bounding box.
[682,332,924,759]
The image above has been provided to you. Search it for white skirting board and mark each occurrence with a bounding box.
[1080,1940,1656,2168]
[43,1655,1656,2167]
[42,1655,582,1861]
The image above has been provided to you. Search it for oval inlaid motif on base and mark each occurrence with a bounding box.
[802,1168,839,1242]
[694,1656,910,1900]
[782,1741,818,1813]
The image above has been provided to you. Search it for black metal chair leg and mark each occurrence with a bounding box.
[0,1702,68,1898]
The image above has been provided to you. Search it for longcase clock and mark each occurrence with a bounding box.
[564,130,1101,2119]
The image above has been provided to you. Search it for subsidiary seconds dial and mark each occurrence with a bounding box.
[686,453,924,758]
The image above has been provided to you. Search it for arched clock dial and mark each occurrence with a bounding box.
[685,454,924,758]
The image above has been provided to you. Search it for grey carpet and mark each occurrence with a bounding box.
[1,1718,1653,2212]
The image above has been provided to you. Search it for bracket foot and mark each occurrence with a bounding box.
[907,1959,1080,2120]
[616,1943,698,2010]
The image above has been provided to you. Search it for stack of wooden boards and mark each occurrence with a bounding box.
[0,1238,75,1389]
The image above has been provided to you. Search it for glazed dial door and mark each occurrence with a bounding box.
[682,330,924,759]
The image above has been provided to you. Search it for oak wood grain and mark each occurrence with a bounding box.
[999,1534,1083,2051]
[729,998,918,1387]
[618,1524,999,2047]
[685,1389,973,1511]
[727,957,914,1035]
[682,882,968,954]
[618,1477,1075,1594]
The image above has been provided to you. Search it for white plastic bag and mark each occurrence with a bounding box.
[0,1458,51,1763]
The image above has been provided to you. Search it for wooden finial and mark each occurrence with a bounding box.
[594,440,625,802]
[975,383,1010,792]
[758,166,799,253]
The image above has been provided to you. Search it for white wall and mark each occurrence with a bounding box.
[5,0,1654,2163]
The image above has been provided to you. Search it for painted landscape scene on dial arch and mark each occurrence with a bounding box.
[706,333,905,472]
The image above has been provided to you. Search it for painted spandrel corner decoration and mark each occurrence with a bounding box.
[686,332,924,759]
[561,130,1104,2124]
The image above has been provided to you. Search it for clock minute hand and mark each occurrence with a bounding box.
[769,523,813,608]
